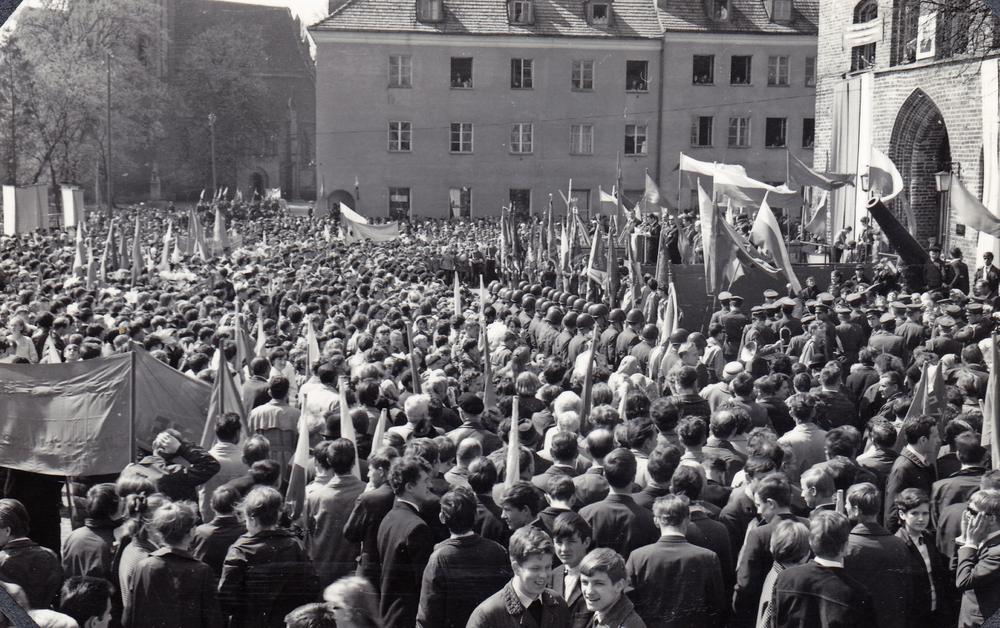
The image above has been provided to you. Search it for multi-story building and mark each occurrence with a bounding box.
[813,0,1000,258]
[310,0,817,219]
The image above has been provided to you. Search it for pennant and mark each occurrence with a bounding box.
[586,221,607,292]
[643,170,666,206]
[171,224,183,265]
[984,335,1000,466]
[786,150,853,191]
[580,322,599,425]
[482,322,497,409]
[160,219,173,271]
[952,175,1000,239]
[213,204,229,255]
[804,190,829,236]
[255,313,267,357]
[868,146,904,202]
[200,359,246,450]
[371,409,388,457]
[305,319,320,378]
[658,280,680,345]
[233,312,254,383]
[546,195,555,263]
[339,380,361,479]
[99,222,116,285]
[339,202,368,224]
[750,195,802,292]
[130,214,143,290]
[119,220,130,271]
[599,187,618,206]
[86,239,96,290]
[654,224,671,289]
[505,394,520,488]
[680,153,749,178]
[698,181,721,295]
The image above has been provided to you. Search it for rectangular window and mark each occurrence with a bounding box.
[802,118,815,148]
[713,0,729,20]
[449,187,472,218]
[570,124,594,155]
[573,190,591,219]
[693,55,714,84]
[691,116,713,146]
[509,0,532,24]
[728,117,751,147]
[731,55,752,84]
[591,2,610,25]
[572,60,594,90]
[416,0,443,22]
[626,60,649,92]
[805,56,816,86]
[510,189,531,215]
[765,117,787,147]
[388,121,411,152]
[389,56,412,88]
[388,187,410,220]
[451,57,473,88]
[450,122,473,153]
[767,56,789,86]
[511,59,533,89]
[510,123,533,154]
[851,43,876,71]
[625,124,647,155]
[772,0,791,21]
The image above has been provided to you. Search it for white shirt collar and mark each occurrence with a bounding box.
[905,445,928,466]
[512,579,539,609]
[814,556,844,568]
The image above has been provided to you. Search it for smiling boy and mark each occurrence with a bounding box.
[467,526,570,628]
[580,548,645,628]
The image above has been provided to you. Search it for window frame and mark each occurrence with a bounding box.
[510,123,534,154]
[691,116,713,147]
[511,58,533,89]
[570,124,594,155]
[728,117,751,147]
[765,117,787,148]
[626,60,650,93]
[693,54,715,85]
[388,121,412,152]
[451,57,473,89]
[572,59,595,90]
[805,56,816,87]
[388,55,412,88]
[450,122,474,153]
[388,187,411,220]
[625,124,648,155]
[509,0,533,24]
[730,55,752,85]
[767,56,790,86]
[802,118,815,149]
[591,1,610,25]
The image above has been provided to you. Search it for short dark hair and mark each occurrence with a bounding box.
[710,410,739,439]
[626,419,657,449]
[439,487,477,534]
[0,499,29,537]
[388,456,431,496]
[678,417,708,447]
[509,525,553,564]
[249,459,281,486]
[548,475,576,502]
[956,431,987,465]
[744,456,778,480]
[327,438,357,475]
[86,483,119,520]
[268,376,290,400]
[579,548,626,584]
[500,482,545,515]
[670,465,705,500]
[901,415,937,445]
[586,429,616,461]
[755,474,792,508]
[250,357,270,376]
[468,457,498,494]
[369,447,399,472]
[652,494,689,526]
[551,511,592,544]
[211,485,243,515]
[846,482,881,517]
[825,427,860,458]
[550,432,579,464]
[242,434,271,465]
[241,486,283,526]
[810,511,851,559]
[215,412,242,443]
[59,577,115,627]
[647,444,682,484]
[868,419,897,449]
[284,602,337,628]
[604,448,637,490]
[649,398,681,434]
[895,487,930,515]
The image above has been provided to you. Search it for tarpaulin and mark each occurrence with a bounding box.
[0,350,211,476]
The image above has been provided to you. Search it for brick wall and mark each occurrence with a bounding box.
[814,0,998,262]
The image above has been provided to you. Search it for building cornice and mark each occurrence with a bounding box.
[310,30,662,49]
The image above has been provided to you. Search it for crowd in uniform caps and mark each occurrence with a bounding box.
[4,206,1000,628]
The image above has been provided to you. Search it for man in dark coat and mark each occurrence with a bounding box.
[119,429,220,504]
[773,511,877,628]
[241,357,272,415]
[931,432,987,523]
[466,526,569,628]
[191,485,247,579]
[884,416,939,532]
[417,488,512,628]
[579,449,659,559]
[343,449,398,591]
[842,483,914,628]
[625,494,726,628]
[949,247,971,294]
[377,456,438,628]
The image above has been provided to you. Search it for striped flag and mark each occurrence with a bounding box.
[339,380,361,479]
[952,175,1000,239]
[750,195,802,293]
[200,359,246,450]
[286,393,312,520]
[869,147,904,202]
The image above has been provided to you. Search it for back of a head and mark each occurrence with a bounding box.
[328,438,357,475]
[652,494,690,527]
[955,431,987,465]
[825,427,860,459]
[647,444,682,485]
[650,397,681,435]
[215,412,243,444]
[241,485,283,527]
[550,431,579,464]
[604,448,637,490]
[456,438,483,464]
[500,481,545,516]
[902,415,936,445]
[868,419,897,449]
[150,501,199,544]
[678,416,708,448]
[250,459,282,486]
[670,464,706,501]
[60,576,114,628]
[468,457,498,494]
[388,456,431,496]
[243,434,271,465]
[586,429,616,461]
[268,376,290,400]
[548,475,576,503]
[250,356,271,377]
[439,487,477,534]
[322,576,381,628]
[284,603,338,628]
[86,484,119,521]
[755,473,792,509]
[731,372,754,397]
[0,499,29,538]
[211,485,243,516]
[846,482,880,518]
[770,520,811,565]
[809,510,851,560]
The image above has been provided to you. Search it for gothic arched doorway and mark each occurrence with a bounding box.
[889,89,950,249]
[249,171,267,199]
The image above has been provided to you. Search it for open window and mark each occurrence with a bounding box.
[626,60,649,92]
[587,0,612,26]
[508,0,533,24]
[451,57,473,88]
[730,55,752,85]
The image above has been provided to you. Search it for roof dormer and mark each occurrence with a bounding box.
[704,0,729,21]
[586,0,613,27]
[765,0,792,22]
[508,0,534,25]
[416,0,443,23]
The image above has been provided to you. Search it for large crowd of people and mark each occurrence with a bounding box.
[0,203,998,628]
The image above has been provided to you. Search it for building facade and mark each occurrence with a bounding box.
[311,0,817,219]
[813,0,1000,258]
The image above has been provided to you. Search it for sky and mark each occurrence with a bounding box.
[232,0,330,27]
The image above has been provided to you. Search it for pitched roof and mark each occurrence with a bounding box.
[658,0,817,35]
[310,0,665,39]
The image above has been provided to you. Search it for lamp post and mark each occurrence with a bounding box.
[106,51,113,213]
[208,112,217,196]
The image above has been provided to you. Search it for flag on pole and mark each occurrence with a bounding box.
[199,358,246,450]
[339,380,361,479]
[868,146,904,202]
[786,150,853,190]
[750,195,802,293]
[160,219,172,271]
[86,239,96,290]
[984,335,1000,466]
[305,319,320,379]
[255,313,267,357]
[339,202,369,224]
[698,181,721,295]
[40,334,62,364]
[952,175,1000,239]
[658,280,680,345]
[454,272,462,318]
[286,395,312,520]
[213,204,229,255]
[546,195,554,263]
[72,223,86,277]
[406,320,422,394]
[232,312,254,383]
[130,214,143,290]
[482,323,497,410]
[99,222,116,284]
[579,323,599,425]
[606,224,620,307]
[804,190,829,236]
[505,395,520,488]
[119,220,130,271]
[586,221,607,293]
[643,170,666,206]
[371,409,388,458]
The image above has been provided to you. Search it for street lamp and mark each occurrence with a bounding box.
[933,170,952,193]
[208,112,217,196]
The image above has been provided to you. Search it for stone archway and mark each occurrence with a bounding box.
[249,171,268,199]
[327,189,355,216]
[888,88,951,248]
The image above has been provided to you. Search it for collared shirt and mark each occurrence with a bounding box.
[512,579,540,610]
[904,445,929,467]
[564,565,581,602]
[908,531,937,611]
[813,556,844,568]
[397,498,421,512]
